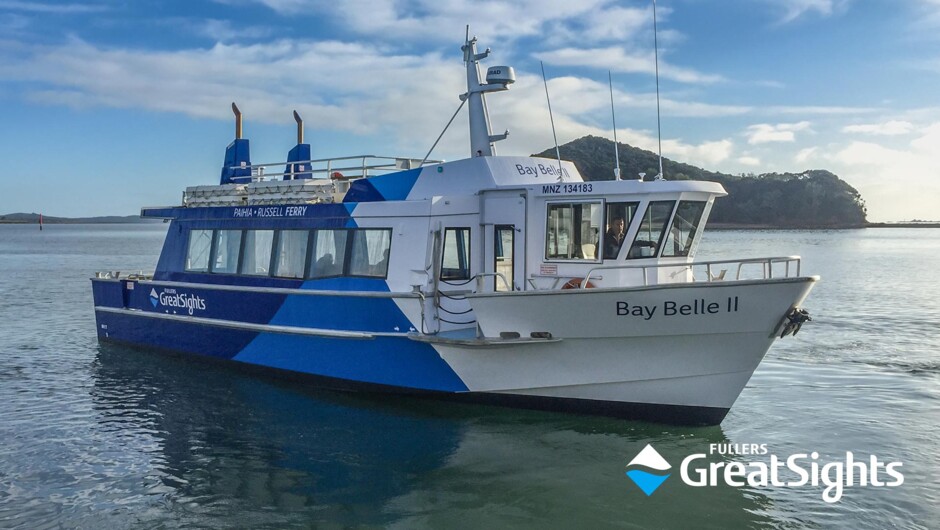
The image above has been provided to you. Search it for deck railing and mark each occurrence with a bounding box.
[579,256,803,288]
[237,155,440,181]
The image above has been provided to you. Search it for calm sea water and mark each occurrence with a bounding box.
[0,224,937,529]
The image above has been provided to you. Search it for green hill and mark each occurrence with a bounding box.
[535,135,867,228]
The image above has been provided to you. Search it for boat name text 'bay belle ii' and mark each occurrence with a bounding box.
[91,35,817,425]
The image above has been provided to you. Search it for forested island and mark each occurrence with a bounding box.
[535,136,868,228]
[0,213,154,224]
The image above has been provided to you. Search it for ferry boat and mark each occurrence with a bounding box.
[91,36,817,425]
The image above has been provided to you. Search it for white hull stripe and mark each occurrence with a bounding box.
[94,279,420,299]
[94,306,414,339]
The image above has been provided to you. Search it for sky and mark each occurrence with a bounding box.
[1,0,939,221]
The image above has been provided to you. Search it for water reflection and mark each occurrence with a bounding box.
[91,344,783,528]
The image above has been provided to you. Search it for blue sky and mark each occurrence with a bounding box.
[2,0,939,221]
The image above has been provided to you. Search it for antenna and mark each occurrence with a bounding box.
[653,0,664,180]
[541,61,564,182]
[420,98,467,167]
[609,71,621,181]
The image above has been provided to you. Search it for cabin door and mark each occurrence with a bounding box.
[482,191,527,292]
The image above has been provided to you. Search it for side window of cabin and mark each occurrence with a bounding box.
[441,228,471,281]
[186,229,212,272]
[308,229,348,279]
[495,225,514,292]
[661,201,707,258]
[211,230,243,273]
[627,201,675,259]
[545,202,602,261]
[239,230,274,276]
[603,202,639,260]
[348,229,392,278]
[273,230,309,279]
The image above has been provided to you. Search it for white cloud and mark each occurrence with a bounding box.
[746,121,812,144]
[737,156,761,166]
[531,73,748,119]
[910,122,940,150]
[0,38,464,144]
[198,19,273,42]
[537,46,725,84]
[767,105,877,115]
[842,120,913,136]
[569,5,651,43]
[912,0,940,29]
[0,1,107,13]
[0,35,742,165]
[795,147,817,163]
[755,80,786,89]
[763,0,849,23]
[242,0,612,45]
[663,139,734,168]
[833,141,901,166]
[826,123,940,221]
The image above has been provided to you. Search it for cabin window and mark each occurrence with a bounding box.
[495,225,514,291]
[662,201,708,258]
[185,229,213,272]
[239,230,274,276]
[627,201,675,259]
[211,230,243,273]
[545,202,602,261]
[308,229,348,279]
[273,230,309,279]
[603,202,639,260]
[348,229,392,278]
[441,228,471,281]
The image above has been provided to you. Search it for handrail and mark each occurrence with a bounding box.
[473,272,512,292]
[225,154,443,181]
[581,256,802,288]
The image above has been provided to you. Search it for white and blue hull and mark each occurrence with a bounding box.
[93,276,816,425]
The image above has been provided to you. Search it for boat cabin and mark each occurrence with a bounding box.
[142,154,725,302]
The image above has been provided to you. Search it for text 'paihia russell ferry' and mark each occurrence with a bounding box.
[91,35,816,425]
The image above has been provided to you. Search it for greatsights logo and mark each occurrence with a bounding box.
[149,287,206,315]
[625,443,904,503]
[625,444,672,495]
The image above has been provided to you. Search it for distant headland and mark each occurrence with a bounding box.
[534,136,890,229]
[0,213,159,224]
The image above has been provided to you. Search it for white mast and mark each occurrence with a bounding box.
[609,71,621,180]
[461,28,514,157]
[653,0,664,180]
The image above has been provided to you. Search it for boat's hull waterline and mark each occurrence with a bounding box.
[92,276,816,425]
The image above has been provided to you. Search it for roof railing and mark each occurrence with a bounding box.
[225,155,441,182]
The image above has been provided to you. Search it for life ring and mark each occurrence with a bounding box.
[562,278,595,289]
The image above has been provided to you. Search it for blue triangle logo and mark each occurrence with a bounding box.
[149,288,159,308]
[625,444,672,496]
[626,470,671,496]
